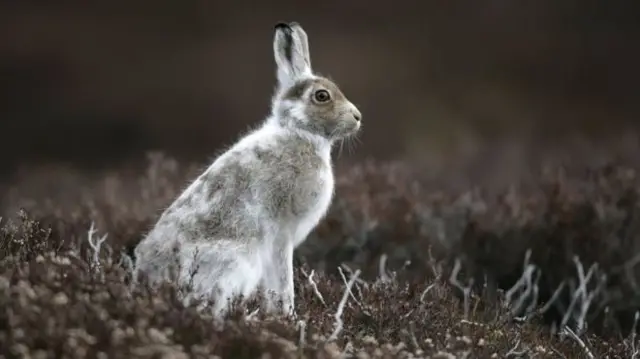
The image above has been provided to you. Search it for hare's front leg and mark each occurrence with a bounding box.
[261,242,295,317]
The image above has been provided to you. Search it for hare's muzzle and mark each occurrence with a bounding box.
[349,104,362,123]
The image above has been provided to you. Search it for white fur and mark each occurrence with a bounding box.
[133,22,360,318]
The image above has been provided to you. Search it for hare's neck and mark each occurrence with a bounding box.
[263,118,333,159]
[291,127,333,159]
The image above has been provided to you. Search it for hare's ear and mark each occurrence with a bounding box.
[273,22,313,89]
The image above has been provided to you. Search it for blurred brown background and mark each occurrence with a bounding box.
[1,0,639,174]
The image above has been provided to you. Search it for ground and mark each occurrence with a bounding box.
[2,149,640,358]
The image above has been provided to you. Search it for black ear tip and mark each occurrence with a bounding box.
[274,22,290,30]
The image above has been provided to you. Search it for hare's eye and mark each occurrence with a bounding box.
[313,89,331,103]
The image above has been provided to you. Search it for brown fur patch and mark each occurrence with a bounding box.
[283,79,313,101]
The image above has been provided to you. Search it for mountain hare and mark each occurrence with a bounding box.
[133,22,362,317]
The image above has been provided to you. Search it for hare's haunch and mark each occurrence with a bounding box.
[133,21,362,317]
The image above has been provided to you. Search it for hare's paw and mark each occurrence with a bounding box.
[284,302,297,320]
[261,289,295,318]
[276,289,297,320]
[282,288,295,316]
[260,288,278,314]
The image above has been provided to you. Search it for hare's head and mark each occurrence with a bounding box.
[271,22,362,141]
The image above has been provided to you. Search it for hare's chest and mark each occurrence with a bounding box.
[307,166,334,217]
[290,164,334,246]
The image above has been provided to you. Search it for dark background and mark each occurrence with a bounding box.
[1,0,639,174]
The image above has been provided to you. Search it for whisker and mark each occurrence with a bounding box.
[349,137,357,156]
[347,133,362,155]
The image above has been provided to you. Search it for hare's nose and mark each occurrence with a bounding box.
[351,108,362,122]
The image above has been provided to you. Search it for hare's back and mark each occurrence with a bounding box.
[149,133,332,242]
[140,150,265,246]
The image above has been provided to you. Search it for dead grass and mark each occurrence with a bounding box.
[3,148,640,358]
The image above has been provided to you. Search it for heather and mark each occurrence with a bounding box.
[3,142,640,358]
